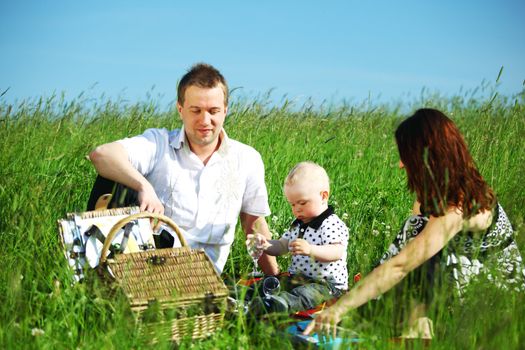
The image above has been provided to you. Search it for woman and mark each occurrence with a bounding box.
[304,108,525,337]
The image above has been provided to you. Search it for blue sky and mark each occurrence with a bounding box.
[1,1,524,108]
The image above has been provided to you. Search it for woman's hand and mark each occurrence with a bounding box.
[303,305,345,337]
[289,238,311,255]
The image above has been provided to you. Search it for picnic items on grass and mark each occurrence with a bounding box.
[286,319,363,349]
[58,207,152,282]
[58,207,229,342]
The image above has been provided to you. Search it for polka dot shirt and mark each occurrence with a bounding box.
[282,206,349,290]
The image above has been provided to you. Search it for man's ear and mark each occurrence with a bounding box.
[176,102,183,119]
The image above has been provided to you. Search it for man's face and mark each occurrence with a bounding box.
[177,85,227,149]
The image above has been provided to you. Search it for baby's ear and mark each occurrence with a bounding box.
[321,190,329,201]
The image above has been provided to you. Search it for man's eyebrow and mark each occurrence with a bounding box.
[189,106,223,109]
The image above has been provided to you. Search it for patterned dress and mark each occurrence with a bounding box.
[378,203,525,296]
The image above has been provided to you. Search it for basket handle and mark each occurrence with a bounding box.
[99,212,188,264]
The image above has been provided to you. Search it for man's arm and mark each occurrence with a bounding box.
[240,213,279,275]
[89,142,164,214]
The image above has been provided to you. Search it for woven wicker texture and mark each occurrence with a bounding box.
[96,211,228,341]
[68,206,140,220]
[141,313,224,341]
[58,208,228,341]
[109,247,228,309]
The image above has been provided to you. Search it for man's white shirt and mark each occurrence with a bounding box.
[118,127,270,273]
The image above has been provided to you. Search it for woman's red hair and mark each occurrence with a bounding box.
[395,108,495,217]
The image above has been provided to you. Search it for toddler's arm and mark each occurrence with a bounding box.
[246,234,289,256]
[264,237,289,256]
[290,239,344,262]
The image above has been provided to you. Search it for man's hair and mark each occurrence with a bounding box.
[284,161,330,193]
[395,108,495,217]
[177,63,228,106]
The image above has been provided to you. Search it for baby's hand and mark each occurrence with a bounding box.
[246,233,270,251]
[289,238,311,256]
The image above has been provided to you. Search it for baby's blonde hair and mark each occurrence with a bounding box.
[284,161,330,193]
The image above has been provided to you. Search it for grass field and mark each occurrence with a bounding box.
[1,87,524,349]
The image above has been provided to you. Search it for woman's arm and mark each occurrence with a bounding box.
[304,208,465,335]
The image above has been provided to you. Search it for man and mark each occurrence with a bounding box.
[89,63,278,275]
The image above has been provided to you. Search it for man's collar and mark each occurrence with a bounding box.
[216,129,230,155]
[170,126,186,150]
[292,205,334,230]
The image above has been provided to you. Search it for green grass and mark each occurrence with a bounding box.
[1,87,524,349]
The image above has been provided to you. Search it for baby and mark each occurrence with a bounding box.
[248,161,349,313]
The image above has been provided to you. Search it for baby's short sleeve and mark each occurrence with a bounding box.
[320,215,349,247]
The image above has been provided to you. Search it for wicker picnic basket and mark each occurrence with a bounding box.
[58,208,229,342]
[97,212,229,342]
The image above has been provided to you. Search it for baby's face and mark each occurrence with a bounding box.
[284,183,327,223]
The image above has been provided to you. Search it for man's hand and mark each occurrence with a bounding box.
[138,185,165,231]
[138,185,165,215]
[289,238,311,256]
